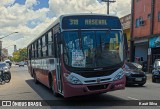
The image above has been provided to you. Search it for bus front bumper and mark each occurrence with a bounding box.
[63,76,126,98]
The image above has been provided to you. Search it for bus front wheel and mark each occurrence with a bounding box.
[51,79,59,97]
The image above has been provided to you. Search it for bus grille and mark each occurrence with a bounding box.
[131,74,145,77]
[87,84,108,91]
[77,70,116,78]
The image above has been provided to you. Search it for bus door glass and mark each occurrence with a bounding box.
[55,33,63,93]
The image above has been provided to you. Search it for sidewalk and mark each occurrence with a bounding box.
[146,73,152,81]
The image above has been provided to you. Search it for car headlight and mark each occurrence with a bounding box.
[154,71,159,75]
[64,73,82,85]
[125,71,131,76]
[114,71,125,81]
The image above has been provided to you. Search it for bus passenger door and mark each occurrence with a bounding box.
[55,34,63,93]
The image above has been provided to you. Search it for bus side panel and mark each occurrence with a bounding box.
[43,69,50,88]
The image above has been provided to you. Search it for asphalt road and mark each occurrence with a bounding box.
[0,65,160,109]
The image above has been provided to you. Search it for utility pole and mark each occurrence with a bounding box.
[100,0,116,14]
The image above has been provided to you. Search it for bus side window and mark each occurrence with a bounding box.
[48,31,53,57]
[38,38,42,58]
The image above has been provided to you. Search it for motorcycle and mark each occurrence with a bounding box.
[0,70,11,85]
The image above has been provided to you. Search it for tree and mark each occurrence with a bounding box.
[12,48,27,62]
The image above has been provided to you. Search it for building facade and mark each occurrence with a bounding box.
[130,0,160,72]
[120,14,131,60]
[2,48,8,60]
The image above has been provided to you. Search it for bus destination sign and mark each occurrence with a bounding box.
[62,15,121,29]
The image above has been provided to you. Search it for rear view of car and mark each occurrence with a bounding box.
[152,59,160,83]
[4,60,12,67]
[19,62,25,67]
[123,62,147,86]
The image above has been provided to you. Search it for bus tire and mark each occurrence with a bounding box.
[33,72,39,84]
[50,77,59,97]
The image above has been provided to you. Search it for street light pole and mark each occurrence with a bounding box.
[0,32,18,39]
[0,32,18,61]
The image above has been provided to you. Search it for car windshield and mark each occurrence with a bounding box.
[0,63,6,68]
[63,30,123,68]
[125,62,138,69]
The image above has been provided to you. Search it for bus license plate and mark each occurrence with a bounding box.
[135,78,142,81]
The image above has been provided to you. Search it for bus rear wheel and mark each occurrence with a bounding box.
[33,72,39,84]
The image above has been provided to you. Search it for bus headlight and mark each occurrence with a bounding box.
[64,73,82,85]
[113,71,124,81]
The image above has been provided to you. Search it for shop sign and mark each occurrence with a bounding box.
[149,36,160,48]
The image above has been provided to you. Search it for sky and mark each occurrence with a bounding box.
[0,0,131,56]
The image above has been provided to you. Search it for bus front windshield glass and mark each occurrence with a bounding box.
[63,30,123,68]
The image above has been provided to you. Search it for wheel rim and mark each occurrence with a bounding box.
[4,74,10,83]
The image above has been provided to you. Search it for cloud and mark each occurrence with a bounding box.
[0,0,15,6]
[0,0,131,55]
[48,0,131,17]
[0,1,54,55]
[25,0,39,9]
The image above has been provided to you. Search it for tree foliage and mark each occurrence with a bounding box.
[12,48,27,62]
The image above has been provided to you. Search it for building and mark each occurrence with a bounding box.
[2,48,8,58]
[14,45,17,52]
[130,0,160,72]
[120,14,131,60]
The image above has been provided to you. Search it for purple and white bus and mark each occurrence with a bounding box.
[27,14,126,98]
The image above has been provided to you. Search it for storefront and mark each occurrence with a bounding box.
[134,39,148,64]
[149,35,160,65]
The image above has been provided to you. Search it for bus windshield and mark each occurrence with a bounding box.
[63,30,123,68]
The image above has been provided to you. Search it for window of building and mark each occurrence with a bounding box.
[158,12,160,22]
[148,13,151,19]
[136,19,140,27]
[136,17,142,27]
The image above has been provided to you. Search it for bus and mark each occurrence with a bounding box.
[27,14,126,98]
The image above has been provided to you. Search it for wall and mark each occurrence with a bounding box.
[153,0,160,35]
[133,0,151,38]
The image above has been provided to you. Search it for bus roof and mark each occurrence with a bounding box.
[27,13,120,47]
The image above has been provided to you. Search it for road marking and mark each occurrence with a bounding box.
[127,96,139,100]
